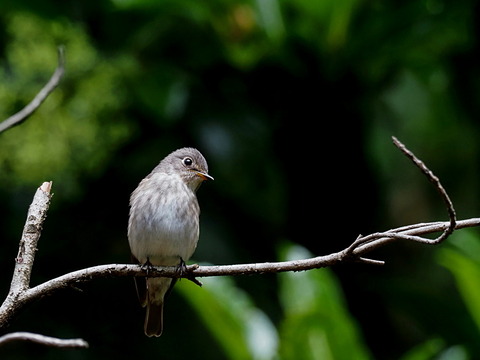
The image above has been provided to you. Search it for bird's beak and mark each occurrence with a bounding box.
[193,170,214,181]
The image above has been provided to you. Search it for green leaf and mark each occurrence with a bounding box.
[435,345,470,360]
[177,272,278,360]
[399,338,444,360]
[437,230,480,332]
[277,243,372,360]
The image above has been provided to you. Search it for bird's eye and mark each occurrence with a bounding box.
[183,157,193,166]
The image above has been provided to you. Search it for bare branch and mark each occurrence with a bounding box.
[0,46,65,134]
[10,182,52,293]
[392,136,457,242]
[1,217,476,325]
[1,137,479,345]
[0,332,88,348]
[0,182,52,328]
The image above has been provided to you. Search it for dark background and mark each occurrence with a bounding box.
[0,1,479,359]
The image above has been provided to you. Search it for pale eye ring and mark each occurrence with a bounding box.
[183,157,193,166]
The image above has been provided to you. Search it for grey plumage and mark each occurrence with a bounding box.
[128,147,212,337]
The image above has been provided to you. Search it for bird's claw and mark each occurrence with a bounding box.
[176,258,202,287]
[141,258,154,276]
[175,258,188,277]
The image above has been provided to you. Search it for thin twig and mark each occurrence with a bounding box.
[345,137,458,261]
[0,332,88,348]
[0,46,65,133]
[392,136,457,242]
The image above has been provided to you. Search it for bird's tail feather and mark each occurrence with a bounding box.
[144,301,163,337]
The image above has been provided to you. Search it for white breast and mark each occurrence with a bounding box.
[128,173,200,266]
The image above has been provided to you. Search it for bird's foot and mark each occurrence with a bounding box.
[176,258,202,287]
[141,258,154,276]
[175,258,188,277]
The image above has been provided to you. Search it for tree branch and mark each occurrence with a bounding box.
[0,46,65,134]
[10,182,53,294]
[2,217,479,332]
[0,332,88,348]
[391,136,456,242]
[0,182,52,329]
[1,137,480,346]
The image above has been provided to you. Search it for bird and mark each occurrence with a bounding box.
[127,147,213,337]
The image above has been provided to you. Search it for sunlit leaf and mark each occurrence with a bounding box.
[277,243,372,360]
[177,271,278,360]
[399,338,444,360]
[437,230,480,332]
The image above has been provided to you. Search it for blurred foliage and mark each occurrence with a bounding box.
[179,242,371,360]
[0,0,480,359]
[277,244,371,360]
[178,271,278,360]
[438,230,480,333]
[0,12,133,197]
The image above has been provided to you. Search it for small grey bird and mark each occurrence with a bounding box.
[128,147,213,337]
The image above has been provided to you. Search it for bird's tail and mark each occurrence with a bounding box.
[143,277,176,337]
[145,300,164,337]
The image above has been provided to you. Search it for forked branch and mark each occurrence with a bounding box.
[0,137,479,348]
